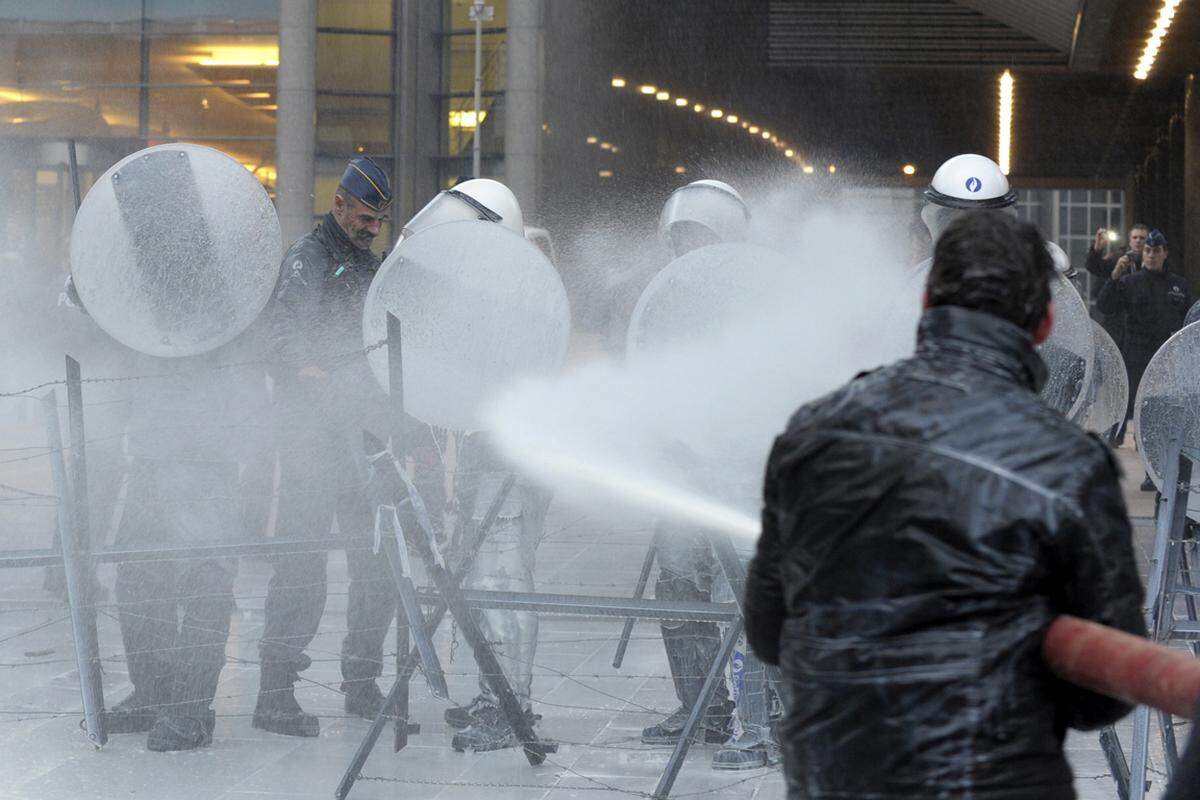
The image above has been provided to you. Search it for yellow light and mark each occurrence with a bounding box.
[197,45,279,67]
[710,108,724,118]
[741,121,749,129]
[693,103,705,113]
[828,164,837,174]
[1106,230,1120,242]
[674,165,687,174]
[785,148,794,157]
[726,115,739,124]
[1134,0,1183,80]
[610,146,620,154]
[802,165,814,174]
[902,163,917,175]
[997,69,1014,175]
[355,144,365,153]
[639,85,657,95]
[586,135,598,144]
[611,77,627,88]
[258,104,278,111]
[449,109,488,129]
[655,90,670,101]
[675,97,688,107]
[748,125,759,134]
[241,92,271,99]
[598,169,614,178]
[600,141,612,150]
[761,131,770,139]
[7,116,28,124]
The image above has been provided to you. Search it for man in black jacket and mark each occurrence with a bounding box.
[1097,229,1192,438]
[254,157,398,737]
[1084,223,1147,349]
[746,212,1145,800]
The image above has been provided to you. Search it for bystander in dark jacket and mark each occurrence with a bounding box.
[1096,229,1191,421]
[746,212,1145,800]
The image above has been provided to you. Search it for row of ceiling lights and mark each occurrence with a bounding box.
[1134,0,1183,81]
[610,75,806,166]
[608,76,921,178]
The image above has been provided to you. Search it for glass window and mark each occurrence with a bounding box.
[319,0,392,30]
[317,32,392,94]
[442,95,504,158]
[317,93,392,156]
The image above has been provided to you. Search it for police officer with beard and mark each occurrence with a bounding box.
[253,158,397,737]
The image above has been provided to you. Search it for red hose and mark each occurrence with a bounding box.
[1043,615,1200,719]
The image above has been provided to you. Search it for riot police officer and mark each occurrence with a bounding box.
[254,157,397,736]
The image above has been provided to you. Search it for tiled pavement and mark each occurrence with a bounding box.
[0,415,1187,800]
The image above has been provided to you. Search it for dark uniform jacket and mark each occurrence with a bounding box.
[1096,267,1192,373]
[268,213,386,484]
[746,306,1145,800]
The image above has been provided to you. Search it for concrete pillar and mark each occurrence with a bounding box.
[275,0,318,245]
[504,0,544,223]
[396,0,443,224]
[1185,75,1200,293]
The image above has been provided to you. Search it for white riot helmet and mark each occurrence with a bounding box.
[401,178,524,240]
[1045,241,1074,276]
[659,179,750,257]
[921,154,1017,243]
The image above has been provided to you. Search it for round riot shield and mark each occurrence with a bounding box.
[1037,274,1094,421]
[1135,324,1200,518]
[363,219,571,432]
[627,243,793,353]
[70,143,281,358]
[1076,321,1128,438]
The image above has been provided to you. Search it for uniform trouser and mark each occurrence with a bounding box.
[655,526,770,732]
[465,471,546,709]
[259,448,398,683]
[116,557,236,718]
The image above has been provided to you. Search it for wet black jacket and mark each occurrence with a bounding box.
[1096,267,1191,371]
[746,306,1145,800]
[270,213,381,381]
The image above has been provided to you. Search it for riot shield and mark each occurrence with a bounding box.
[1076,321,1128,438]
[362,219,571,432]
[627,242,792,353]
[1135,323,1200,519]
[69,143,281,357]
[1037,273,1094,421]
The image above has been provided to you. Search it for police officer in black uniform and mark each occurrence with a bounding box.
[253,158,398,737]
[1096,229,1192,452]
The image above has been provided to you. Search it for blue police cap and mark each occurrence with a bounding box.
[339,157,392,211]
[1146,229,1168,248]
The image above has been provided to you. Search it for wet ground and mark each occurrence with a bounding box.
[0,411,1184,799]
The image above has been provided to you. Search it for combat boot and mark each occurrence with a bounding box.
[253,661,320,737]
[146,709,216,752]
[712,724,777,770]
[451,704,529,753]
[99,683,166,734]
[641,701,732,746]
[445,694,540,730]
[342,679,385,720]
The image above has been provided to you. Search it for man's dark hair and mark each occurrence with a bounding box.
[1131,222,1149,232]
[926,211,1054,333]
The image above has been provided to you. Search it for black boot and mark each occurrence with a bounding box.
[147,709,215,752]
[99,683,166,734]
[641,704,732,745]
[451,704,540,753]
[342,679,385,720]
[253,660,320,737]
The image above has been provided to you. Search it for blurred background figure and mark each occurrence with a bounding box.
[1097,229,1192,487]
